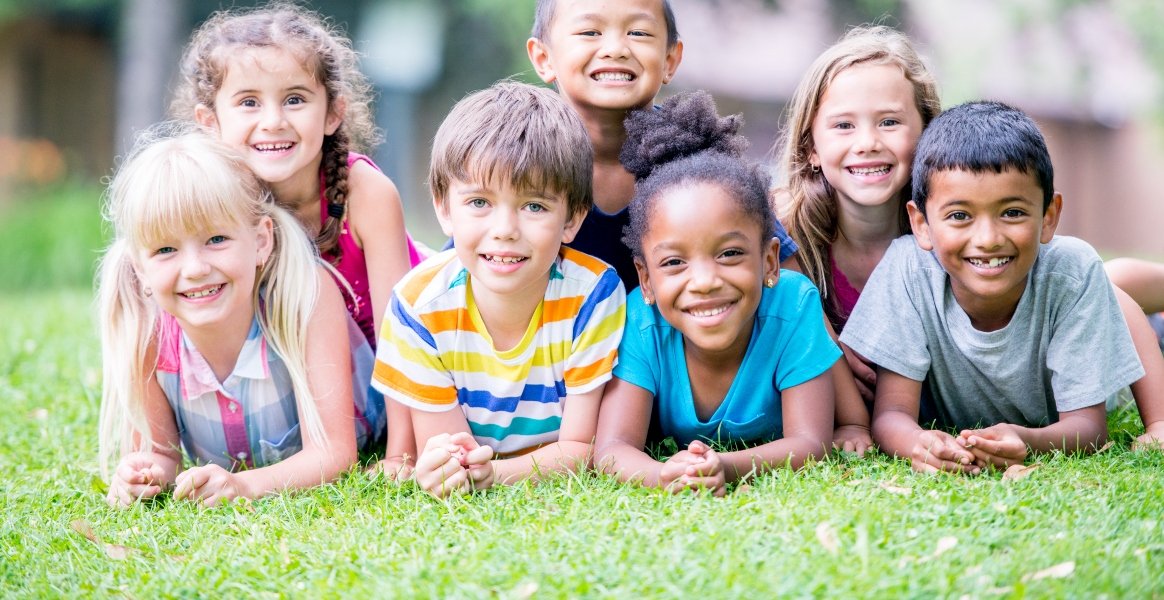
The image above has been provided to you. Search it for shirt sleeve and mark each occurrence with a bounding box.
[611,294,660,396]
[1046,240,1145,411]
[839,238,933,382]
[773,278,842,390]
[371,292,459,412]
[774,221,799,263]
[564,268,626,395]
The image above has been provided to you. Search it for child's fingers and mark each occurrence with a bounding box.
[464,444,494,466]
[421,433,453,453]
[415,446,454,476]
[448,431,480,451]
[687,440,709,454]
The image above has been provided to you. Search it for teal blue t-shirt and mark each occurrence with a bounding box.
[613,270,840,446]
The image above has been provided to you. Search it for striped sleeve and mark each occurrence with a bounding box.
[371,290,458,412]
[564,266,626,395]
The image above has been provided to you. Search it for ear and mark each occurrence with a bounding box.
[560,208,586,244]
[527,37,558,84]
[661,40,684,85]
[433,196,454,238]
[255,216,275,266]
[807,147,819,172]
[325,96,346,136]
[762,235,780,286]
[1040,192,1063,244]
[633,257,654,305]
[906,200,933,251]
[194,104,219,132]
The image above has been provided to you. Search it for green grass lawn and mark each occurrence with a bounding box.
[1,288,1163,598]
[1,189,1162,597]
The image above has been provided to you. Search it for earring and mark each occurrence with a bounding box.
[764,277,776,288]
[810,164,821,174]
[644,296,654,306]
[142,286,153,297]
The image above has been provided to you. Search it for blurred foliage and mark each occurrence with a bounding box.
[0,184,106,291]
[0,0,114,21]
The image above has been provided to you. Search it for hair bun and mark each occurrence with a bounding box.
[620,90,747,180]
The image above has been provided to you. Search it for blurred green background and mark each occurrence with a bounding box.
[3,0,1164,292]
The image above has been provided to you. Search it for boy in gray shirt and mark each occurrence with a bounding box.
[840,101,1145,474]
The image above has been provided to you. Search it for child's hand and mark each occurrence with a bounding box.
[959,425,1027,468]
[107,453,167,508]
[910,430,979,475]
[661,441,725,496]
[833,424,874,457]
[447,431,496,491]
[1133,420,1164,452]
[173,464,248,507]
[414,433,472,497]
[371,455,415,482]
[840,341,877,403]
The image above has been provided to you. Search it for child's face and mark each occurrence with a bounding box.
[527,0,682,114]
[196,47,342,195]
[810,63,923,213]
[136,217,274,336]
[435,176,584,304]
[635,182,779,359]
[908,168,1061,327]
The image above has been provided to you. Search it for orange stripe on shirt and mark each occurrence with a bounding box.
[399,254,457,304]
[543,295,583,324]
[561,247,609,276]
[372,362,458,406]
[564,347,618,388]
[420,307,475,336]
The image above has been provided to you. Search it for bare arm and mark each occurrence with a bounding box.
[715,372,834,480]
[108,342,183,507]
[593,377,670,486]
[347,161,413,337]
[872,368,977,474]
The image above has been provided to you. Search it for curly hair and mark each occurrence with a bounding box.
[170,1,379,256]
[620,91,776,258]
[773,25,940,328]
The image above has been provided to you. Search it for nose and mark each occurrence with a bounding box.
[259,104,286,131]
[686,258,722,294]
[854,123,883,153]
[490,208,520,241]
[971,217,1005,251]
[182,248,213,279]
[599,33,630,60]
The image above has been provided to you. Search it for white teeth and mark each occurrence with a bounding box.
[593,72,633,81]
[849,165,891,176]
[969,257,1011,268]
[183,285,221,299]
[254,142,293,151]
[689,305,729,318]
[485,255,525,264]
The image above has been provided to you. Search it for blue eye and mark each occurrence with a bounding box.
[468,198,488,208]
[208,235,228,245]
[156,246,176,255]
[525,203,546,213]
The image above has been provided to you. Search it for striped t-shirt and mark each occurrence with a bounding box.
[372,247,625,455]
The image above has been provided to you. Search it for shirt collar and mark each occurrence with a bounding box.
[179,318,270,398]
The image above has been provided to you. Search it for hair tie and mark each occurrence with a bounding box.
[327,202,345,219]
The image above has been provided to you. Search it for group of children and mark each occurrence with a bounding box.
[98,0,1164,507]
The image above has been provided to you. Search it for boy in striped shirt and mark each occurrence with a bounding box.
[372,82,626,497]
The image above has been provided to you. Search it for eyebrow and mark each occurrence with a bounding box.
[571,12,659,24]
[229,84,318,98]
[650,230,749,253]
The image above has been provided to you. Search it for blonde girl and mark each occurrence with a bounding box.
[172,2,421,472]
[777,25,1164,451]
[98,127,382,507]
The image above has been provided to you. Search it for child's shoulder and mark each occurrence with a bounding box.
[555,247,622,295]
[393,249,463,310]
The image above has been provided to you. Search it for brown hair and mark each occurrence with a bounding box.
[531,0,680,49]
[171,1,379,256]
[774,25,940,327]
[429,81,593,218]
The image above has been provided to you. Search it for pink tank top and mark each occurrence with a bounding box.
[320,152,425,348]
[830,251,861,329]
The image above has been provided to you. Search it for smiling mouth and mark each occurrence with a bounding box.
[848,165,891,176]
[685,302,734,318]
[483,254,527,265]
[967,257,1012,268]
[253,142,294,152]
[593,72,634,82]
[181,285,223,299]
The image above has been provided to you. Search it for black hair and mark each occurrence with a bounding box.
[620,91,777,257]
[912,101,1054,217]
[532,0,680,49]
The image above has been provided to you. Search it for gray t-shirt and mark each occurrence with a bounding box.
[840,235,1143,430]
